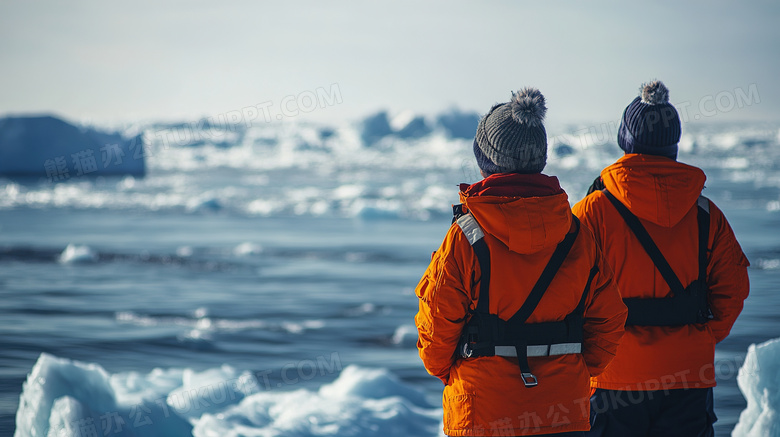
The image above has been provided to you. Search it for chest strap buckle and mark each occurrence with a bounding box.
[520,372,538,387]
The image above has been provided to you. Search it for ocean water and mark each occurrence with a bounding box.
[1,118,779,436]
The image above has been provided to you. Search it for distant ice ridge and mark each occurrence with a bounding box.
[15,354,442,437]
[1,115,778,220]
[733,337,780,437]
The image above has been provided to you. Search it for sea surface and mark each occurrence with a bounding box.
[1,118,779,436]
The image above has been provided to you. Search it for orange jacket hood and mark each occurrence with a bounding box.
[459,173,572,255]
[601,154,706,227]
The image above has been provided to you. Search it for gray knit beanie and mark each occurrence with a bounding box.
[473,88,548,174]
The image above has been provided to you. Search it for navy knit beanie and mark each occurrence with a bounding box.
[473,88,548,175]
[618,81,681,160]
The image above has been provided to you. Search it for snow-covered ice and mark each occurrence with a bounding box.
[733,337,780,437]
[14,354,441,437]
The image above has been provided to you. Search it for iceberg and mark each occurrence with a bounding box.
[359,111,434,145]
[0,115,145,180]
[733,337,780,437]
[360,111,394,146]
[14,353,217,437]
[434,109,480,140]
[395,116,432,139]
[15,353,118,437]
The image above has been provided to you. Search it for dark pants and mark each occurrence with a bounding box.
[533,433,584,436]
[586,388,716,437]
[448,433,583,437]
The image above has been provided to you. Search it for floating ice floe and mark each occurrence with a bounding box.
[176,246,194,257]
[59,244,97,264]
[115,310,324,337]
[186,196,223,213]
[733,337,780,437]
[233,242,263,257]
[391,325,419,347]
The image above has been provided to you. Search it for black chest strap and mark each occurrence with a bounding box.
[603,189,712,326]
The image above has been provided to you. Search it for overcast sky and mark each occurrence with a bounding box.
[1,1,778,128]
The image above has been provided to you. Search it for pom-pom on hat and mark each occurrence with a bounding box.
[473,88,548,175]
[617,80,681,160]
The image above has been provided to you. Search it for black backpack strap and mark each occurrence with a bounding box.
[603,189,685,296]
[454,213,490,315]
[696,196,714,322]
[507,216,581,387]
[697,196,710,283]
[472,240,491,315]
[575,265,599,315]
[452,203,467,224]
[553,264,599,351]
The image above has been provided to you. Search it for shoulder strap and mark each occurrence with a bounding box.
[455,213,491,314]
[574,265,599,316]
[603,189,686,295]
[508,217,581,325]
[697,196,710,283]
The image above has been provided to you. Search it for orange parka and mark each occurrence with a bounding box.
[415,173,627,436]
[572,154,750,391]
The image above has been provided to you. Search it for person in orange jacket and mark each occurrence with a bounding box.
[414,88,628,437]
[572,81,750,437]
